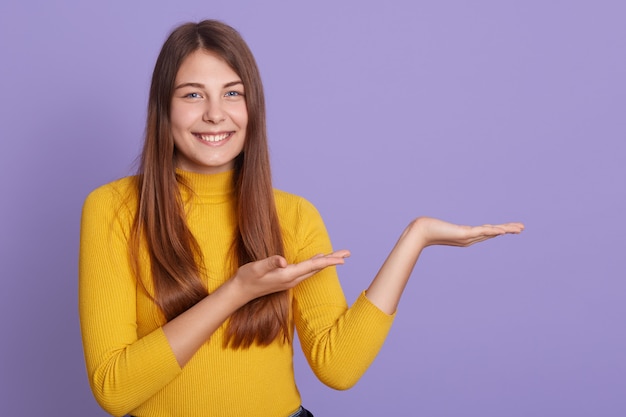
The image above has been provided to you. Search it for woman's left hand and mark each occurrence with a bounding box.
[408,217,525,248]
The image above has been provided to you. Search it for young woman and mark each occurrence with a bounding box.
[79,20,523,417]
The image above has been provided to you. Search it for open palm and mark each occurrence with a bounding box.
[412,216,524,248]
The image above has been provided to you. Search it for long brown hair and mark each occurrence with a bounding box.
[130,20,289,348]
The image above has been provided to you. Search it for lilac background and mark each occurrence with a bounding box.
[1,0,625,416]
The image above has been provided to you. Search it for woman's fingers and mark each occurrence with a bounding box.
[294,253,347,276]
[499,222,525,233]
[311,250,351,260]
[475,223,524,237]
[464,222,525,245]
[330,249,351,259]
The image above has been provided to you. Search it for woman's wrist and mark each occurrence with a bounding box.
[218,276,253,310]
[402,217,429,250]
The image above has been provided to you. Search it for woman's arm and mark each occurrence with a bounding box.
[288,197,523,389]
[366,217,524,314]
[163,253,349,367]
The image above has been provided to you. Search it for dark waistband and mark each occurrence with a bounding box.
[290,406,314,417]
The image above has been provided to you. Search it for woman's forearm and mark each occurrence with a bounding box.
[162,279,247,367]
[365,220,425,314]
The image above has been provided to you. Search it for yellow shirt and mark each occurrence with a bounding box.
[79,170,394,417]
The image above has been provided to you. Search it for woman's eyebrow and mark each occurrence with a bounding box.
[174,80,243,89]
[223,80,243,88]
[175,82,205,90]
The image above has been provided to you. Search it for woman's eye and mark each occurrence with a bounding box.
[185,92,201,99]
[225,91,243,97]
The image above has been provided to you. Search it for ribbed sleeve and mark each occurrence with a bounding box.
[79,180,182,416]
[281,195,396,390]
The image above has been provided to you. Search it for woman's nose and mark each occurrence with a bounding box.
[202,99,226,123]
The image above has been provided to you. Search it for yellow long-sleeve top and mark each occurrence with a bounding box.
[79,170,394,417]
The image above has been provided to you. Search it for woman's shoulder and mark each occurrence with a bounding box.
[273,189,318,214]
[83,175,139,214]
[273,188,325,228]
[273,189,330,259]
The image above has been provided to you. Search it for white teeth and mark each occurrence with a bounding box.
[198,133,230,142]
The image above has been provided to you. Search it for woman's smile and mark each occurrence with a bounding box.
[192,131,234,144]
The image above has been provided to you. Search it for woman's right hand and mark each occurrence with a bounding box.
[232,251,351,303]
[162,250,348,367]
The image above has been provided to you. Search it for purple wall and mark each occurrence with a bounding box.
[1,1,624,416]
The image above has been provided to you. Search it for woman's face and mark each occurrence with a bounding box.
[170,49,248,174]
